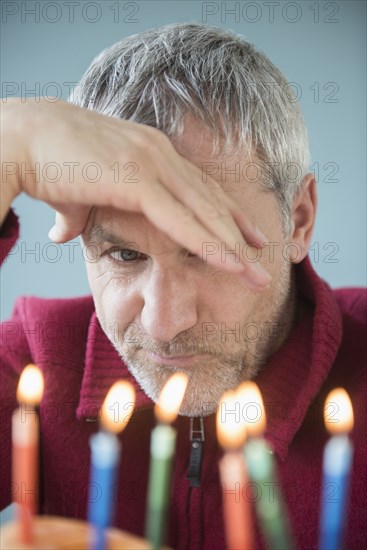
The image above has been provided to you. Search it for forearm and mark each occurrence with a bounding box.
[0,98,26,226]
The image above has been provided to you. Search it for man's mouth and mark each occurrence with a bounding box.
[144,351,210,366]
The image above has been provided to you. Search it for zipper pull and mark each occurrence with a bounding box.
[185,417,205,488]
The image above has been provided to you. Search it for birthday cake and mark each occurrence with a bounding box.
[0,516,157,550]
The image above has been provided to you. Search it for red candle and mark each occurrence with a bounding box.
[217,389,253,550]
[12,364,44,543]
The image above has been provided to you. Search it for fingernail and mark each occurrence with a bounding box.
[48,225,60,241]
[239,274,271,292]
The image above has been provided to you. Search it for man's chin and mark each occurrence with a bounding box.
[143,379,220,417]
[178,398,219,418]
[124,363,228,417]
[117,349,252,418]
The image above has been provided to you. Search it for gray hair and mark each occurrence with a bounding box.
[70,22,311,237]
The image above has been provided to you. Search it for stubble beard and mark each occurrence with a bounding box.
[100,260,295,417]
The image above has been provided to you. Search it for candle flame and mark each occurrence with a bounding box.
[155,373,189,423]
[101,381,136,433]
[324,388,354,435]
[236,381,266,437]
[217,389,247,450]
[16,364,44,405]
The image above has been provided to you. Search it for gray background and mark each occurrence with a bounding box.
[1,0,366,321]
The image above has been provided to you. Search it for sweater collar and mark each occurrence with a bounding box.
[76,316,153,421]
[256,255,343,459]
[77,255,343,458]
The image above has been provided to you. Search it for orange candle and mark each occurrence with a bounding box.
[217,389,253,550]
[12,364,44,543]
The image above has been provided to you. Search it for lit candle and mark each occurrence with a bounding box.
[240,382,293,550]
[88,381,135,550]
[319,388,354,550]
[217,389,253,550]
[12,364,44,544]
[145,373,188,550]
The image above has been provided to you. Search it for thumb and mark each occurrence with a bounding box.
[48,206,92,243]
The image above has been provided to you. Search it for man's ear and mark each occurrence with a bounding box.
[287,173,317,263]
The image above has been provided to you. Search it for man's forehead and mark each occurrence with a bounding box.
[172,113,252,154]
[171,113,257,192]
[86,208,155,238]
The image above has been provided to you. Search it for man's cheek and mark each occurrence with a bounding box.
[84,261,108,293]
[99,293,136,336]
[91,271,125,306]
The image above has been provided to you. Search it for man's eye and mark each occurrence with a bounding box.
[109,249,141,262]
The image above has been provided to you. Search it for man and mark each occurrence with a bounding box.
[1,23,366,549]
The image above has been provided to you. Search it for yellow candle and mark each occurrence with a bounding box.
[12,364,44,544]
[217,389,253,550]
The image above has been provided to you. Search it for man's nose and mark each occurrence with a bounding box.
[140,268,198,342]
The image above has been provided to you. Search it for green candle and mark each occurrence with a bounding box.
[145,373,189,550]
[145,424,176,550]
[239,382,294,550]
[244,437,292,550]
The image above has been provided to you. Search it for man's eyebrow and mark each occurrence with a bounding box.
[85,225,133,246]
[85,224,192,257]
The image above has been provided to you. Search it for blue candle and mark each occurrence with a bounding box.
[88,431,120,550]
[319,388,354,550]
[87,381,135,550]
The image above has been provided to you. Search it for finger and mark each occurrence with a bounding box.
[156,152,269,261]
[229,206,269,248]
[184,159,268,248]
[188,162,268,248]
[155,159,271,284]
[136,181,272,290]
[48,206,92,243]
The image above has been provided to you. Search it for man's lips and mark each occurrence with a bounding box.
[145,351,210,366]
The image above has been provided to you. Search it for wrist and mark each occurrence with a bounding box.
[0,181,20,227]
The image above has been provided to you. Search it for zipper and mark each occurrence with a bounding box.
[185,416,205,487]
[184,417,205,550]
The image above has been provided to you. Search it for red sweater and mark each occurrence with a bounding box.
[1,209,366,550]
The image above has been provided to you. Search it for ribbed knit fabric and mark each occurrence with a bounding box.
[77,313,153,420]
[256,264,343,461]
[1,209,366,550]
